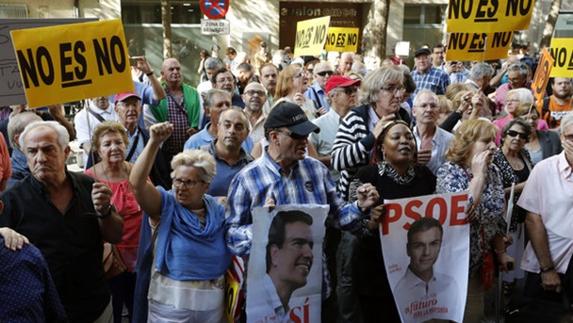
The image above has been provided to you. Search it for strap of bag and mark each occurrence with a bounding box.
[86,106,106,123]
[125,129,141,162]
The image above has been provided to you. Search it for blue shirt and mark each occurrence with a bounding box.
[202,141,253,197]
[304,82,330,111]
[225,149,368,256]
[184,123,253,153]
[0,237,66,322]
[412,67,450,95]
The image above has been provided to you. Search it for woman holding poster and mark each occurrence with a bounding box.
[436,119,512,322]
[349,120,436,322]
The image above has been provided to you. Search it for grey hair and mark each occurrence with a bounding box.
[204,57,224,70]
[359,65,404,105]
[218,107,251,132]
[314,61,333,74]
[506,88,533,106]
[204,88,231,108]
[170,149,216,183]
[412,89,438,107]
[560,113,573,133]
[507,62,530,78]
[8,112,42,147]
[469,63,494,81]
[19,121,70,150]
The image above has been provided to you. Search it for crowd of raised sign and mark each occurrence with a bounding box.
[0,43,572,323]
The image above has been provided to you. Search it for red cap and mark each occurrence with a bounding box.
[325,76,361,94]
[114,92,141,103]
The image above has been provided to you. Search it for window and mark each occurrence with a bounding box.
[0,4,28,18]
[403,4,446,27]
[122,1,201,24]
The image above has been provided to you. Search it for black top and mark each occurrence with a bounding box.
[0,172,110,322]
[353,164,436,295]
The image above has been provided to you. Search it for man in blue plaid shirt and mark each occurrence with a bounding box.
[411,47,450,96]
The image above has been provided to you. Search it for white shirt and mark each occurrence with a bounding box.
[310,109,341,157]
[413,126,454,175]
[518,152,573,274]
[248,274,291,323]
[394,268,460,323]
[73,103,117,146]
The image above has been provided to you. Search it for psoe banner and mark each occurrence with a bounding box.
[531,48,554,109]
[445,31,513,61]
[246,204,328,323]
[549,38,573,78]
[11,19,134,108]
[380,192,470,323]
[324,27,359,53]
[294,16,330,57]
[447,0,535,33]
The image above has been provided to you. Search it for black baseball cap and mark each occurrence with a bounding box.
[264,101,319,136]
[414,47,431,57]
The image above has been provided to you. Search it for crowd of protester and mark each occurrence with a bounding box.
[0,42,572,323]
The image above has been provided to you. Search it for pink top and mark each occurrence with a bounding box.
[85,168,143,272]
[493,115,548,146]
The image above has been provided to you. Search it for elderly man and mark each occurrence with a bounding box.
[465,62,494,93]
[225,101,380,321]
[541,77,573,128]
[149,58,202,162]
[212,68,245,108]
[517,113,573,305]
[74,96,117,155]
[494,62,530,113]
[305,62,335,113]
[260,63,279,115]
[337,52,354,76]
[7,111,42,185]
[202,108,252,198]
[0,121,123,322]
[310,75,360,172]
[412,90,454,175]
[411,47,450,96]
[115,92,171,188]
[242,82,268,143]
[184,89,252,153]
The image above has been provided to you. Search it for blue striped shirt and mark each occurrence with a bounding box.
[225,150,368,256]
[412,67,450,95]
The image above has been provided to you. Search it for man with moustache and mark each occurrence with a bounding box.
[242,82,268,144]
[412,90,453,175]
[257,211,314,321]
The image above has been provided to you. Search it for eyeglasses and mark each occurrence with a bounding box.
[173,178,204,188]
[316,71,334,77]
[245,90,266,96]
[381,84,405,94]
[344,87,358,95]
[506,130,528,140]
[277,129,308,140]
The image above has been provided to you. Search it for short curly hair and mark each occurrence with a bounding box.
[91,121,128,153]
[446,119,497,165]
[170,149,216,183]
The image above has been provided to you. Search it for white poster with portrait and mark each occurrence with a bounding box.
[380,192,470,323]
[246,204,328,323]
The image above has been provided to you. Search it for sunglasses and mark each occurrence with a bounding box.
[344,87,358,95]
[506,130,528,140]
[316,70,334,77]
[278,130,308,140]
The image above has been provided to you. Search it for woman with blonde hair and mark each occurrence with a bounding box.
[436,119,512,322]
[274,64,319,120]
[493,88,548,144]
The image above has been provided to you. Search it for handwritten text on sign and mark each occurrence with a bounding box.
[324,27,359,53]
[446,31,512,61]
[549,38,573,78]
[294,16,330,57]
[447,0,534,33]
[11,19,133,108]
[382,192,469,235]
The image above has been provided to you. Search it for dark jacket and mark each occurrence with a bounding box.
[537,130,562,160]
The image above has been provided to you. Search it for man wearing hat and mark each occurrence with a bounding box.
[225,101,380,317]
[411,47,450,96]
[310,75,360,173]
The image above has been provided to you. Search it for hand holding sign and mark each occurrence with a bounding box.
[356,183,380,210]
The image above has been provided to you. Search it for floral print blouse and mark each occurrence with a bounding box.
[436,161,506,272]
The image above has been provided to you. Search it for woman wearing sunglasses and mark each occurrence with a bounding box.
[492,118,534,289]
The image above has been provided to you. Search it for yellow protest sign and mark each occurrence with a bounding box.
[445,31,512,61]
[294,16,330,57]
[549,38,573,78]
[11,19,134,108]
[447,0,535,33]
[531,48,554,108]
[325,27,359,53]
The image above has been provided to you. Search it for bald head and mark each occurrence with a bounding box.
[338,53,354,75]
[161,58,182,86]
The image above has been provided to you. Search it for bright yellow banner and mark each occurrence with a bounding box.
[11,19,134,108]
[445,31,512,61]
[446,0,535,33]
[294,16,331,57]
[549,38,573,78]
[325,27,359,53]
